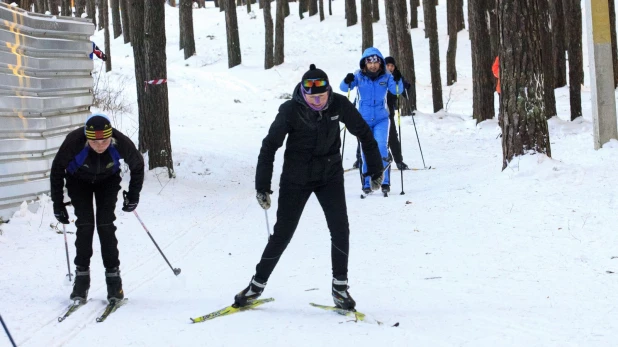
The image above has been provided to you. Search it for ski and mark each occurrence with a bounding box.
[96,298,128,323]
[190,298,274,323]
[310,303,389,326]
[346,166,434,173]
[58,299,90,322]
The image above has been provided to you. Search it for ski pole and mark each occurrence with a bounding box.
[264,210,271,241]
[132,210,182,276]
[397,84,405,195]
[341,86,352,158]
[0,314,16,347]
[62,223,73,282]
[405,89,427,169]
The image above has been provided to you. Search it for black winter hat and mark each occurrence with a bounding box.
[84,113,112,140]
[301,64,329,94]
[384,56,396,66]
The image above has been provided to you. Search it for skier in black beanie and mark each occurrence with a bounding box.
[234,64,384,310]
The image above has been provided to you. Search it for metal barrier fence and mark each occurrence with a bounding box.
[0,2,94,219]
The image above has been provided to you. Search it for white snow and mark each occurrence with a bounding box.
[1,1,618,346]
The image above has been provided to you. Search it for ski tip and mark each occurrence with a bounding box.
[392,322,400,327]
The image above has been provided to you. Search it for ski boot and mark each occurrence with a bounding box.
[381,184,390,193]
[396,161,410,170]
[362,187,372,195]
[234,276,266,307]
[70,266,90,302]
[332,278,356,310]
[105,267,124,303]
[352,159,360,169]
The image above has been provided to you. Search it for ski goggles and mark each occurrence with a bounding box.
[365,55,380,64]
[302,79,328,88]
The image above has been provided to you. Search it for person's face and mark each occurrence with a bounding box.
[386,63,395,73]
[88,138,112,153]
[366,61,381,73]
[305,92,329,109]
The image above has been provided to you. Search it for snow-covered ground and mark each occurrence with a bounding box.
[2,1,618,346]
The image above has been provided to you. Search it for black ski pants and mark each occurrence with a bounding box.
[66,174,122,269]
[255,177,351,282]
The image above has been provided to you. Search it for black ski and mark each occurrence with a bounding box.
[58,299,90,322]
[96,298,128,323]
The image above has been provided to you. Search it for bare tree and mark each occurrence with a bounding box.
[299,0,305,18]
[329,0,332,15]
[609,0,618,88]
[361,0,373,51]
[102,0,111,72]
[61,0,70,16]
[144,0,174,176]
[499,0,551,169]
[87,0,96,27]
[129,0,147,153]
[410,0,418,28]
[564,0,583,120]
[309,0,317,15]
[274,0,285,64]
[489,0,499,59]
[457,0,464,30]
[469,0,494,123]
[345,0,357,26]
[110,0,122,39]
[539,0,556,119]
[319,0,324,21]
[389,0,417,114]
[386,0,398,58]
[98,0,104,29]
[35,0,44,13]
[372,0,379,22]
[284,0,290,17]
[48,0,59,15]
[120,0,131,44]
[225,0,241,67]
[423,0,443,112]
[550,1,567,87]
[264,0,274,69]
[75,0,86,17]
[446,0,458,86]
[180,0,196,59]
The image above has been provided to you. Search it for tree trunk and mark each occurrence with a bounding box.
[224,0,241,67]
[87,0,96,27]
[102,0,111,71]
[75,0,86,17]
[309,0,317,15]
[264,0,274,69]
[386,0,399,61]
[110,0,122,39]
[457,0,465,31]
[247,0,251,13]
[609,0,618,88]
[120,0,130,44]
[371,0,379,22]
[129,0,147,153]
[274,0,285,64]
[392,0,417,114]
[318,0,324,21]
[468,0,494,123]
[220,0,225,12]
[181,0,196,59]
[98,0,104,29]
[539,0,556,119]
[361,0,373,51]
[48,0,59,15]
[144,0,174,176]
[423,0,443,112]
[180,0,185,50]
[284,0,290,17]
[410,0,418,29]
[345,0,357,26]
[214,0,219,8]
[61,0,70,16]
[489,0,499,59]
[329,0,332,15]
[35,0,44,13]
[446,0,458,86]
[499,0,551,170]
[299,0,305,18]
[550,0,567,87]
[564,0,583,120]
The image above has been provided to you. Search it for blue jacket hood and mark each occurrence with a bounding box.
[359,47,385,69]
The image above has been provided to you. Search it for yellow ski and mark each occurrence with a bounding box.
[309,303,367,322]
[190,298,274,323]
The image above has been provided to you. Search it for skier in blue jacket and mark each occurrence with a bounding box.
[340,47,403,194]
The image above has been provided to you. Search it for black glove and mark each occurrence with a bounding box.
[343,73,355,85]
[101,53,107,62]
[53,203,70,224]
[122,190,139,212]
[256,191,272,210]
[403,81,411,90]
[392,69,402,82]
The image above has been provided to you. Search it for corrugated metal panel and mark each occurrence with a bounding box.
[0,3,95,219]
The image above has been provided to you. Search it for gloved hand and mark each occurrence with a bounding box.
[369,172,384,191]
[101,53,107,61]
[122,190,139,212]
[344,73,355,85]
[392,69,402,82]
[53,203,70,224]
[403,80,411,90]
[256,191,272,210]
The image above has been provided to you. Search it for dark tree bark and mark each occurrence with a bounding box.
[372,0,379,22]
[361,0,373,51]
[214,0,219,8]
[345,0,357,26]
[120,0,130,44]
[551,1,567,87]
[180,0,185,49]
[469,0,494,124]
[539,0,556,119]
[198,0,206,8]
[392,0,417,114]
[299,0,305,19]
[35,0,44,13]
[446,0,458,86]
[423,0,443,112]
[609,0,618,88]
[264,0,274,69]
[329,0,332,15]
[225,0,241,67]
[75,0,86,17]
[87,0,96,27]
[220,0,225,12]
[457,0,465,31]
[247,0,251,12]
[110,0,122,39]
[181,0,196,59]
[564,0,583,120]
[410,0,418,28]
[61,0,70,16]
[274,0,285,64]
[144,0,174,176]
[499,0,551,170]
[489,0,500,59]
[102,0,111,72]
[309,0,317,16]
[129,0,147,153]
[386,0,399,60]
[98,0,104,29]
[48,0,59,15]
[318,0,324,21]
[284,0,289,17]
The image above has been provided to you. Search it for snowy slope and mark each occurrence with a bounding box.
[2,1,618,346]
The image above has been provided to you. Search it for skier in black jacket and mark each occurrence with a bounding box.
[384,56,412,170]
[50,113,144,303]
[234,65,384,310]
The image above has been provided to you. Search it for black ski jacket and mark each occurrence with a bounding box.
[255,84,382,192]
[387,77,411,118]
[50,128,144,205]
